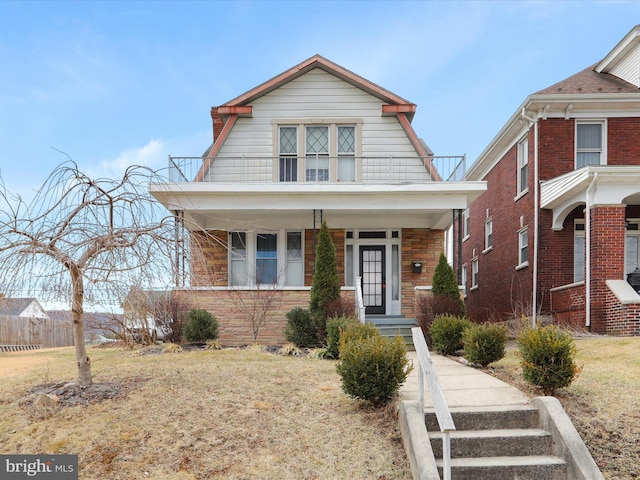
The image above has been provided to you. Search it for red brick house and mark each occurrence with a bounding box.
[150,55,485,345]
[460,25,640,335]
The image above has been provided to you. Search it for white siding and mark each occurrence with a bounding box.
[206,69,428,183]
[19,301,49,320]
[610,43,640,87]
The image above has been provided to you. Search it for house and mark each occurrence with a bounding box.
[150,55,485,345]
[0,294,49,320]
[460,25,640,336]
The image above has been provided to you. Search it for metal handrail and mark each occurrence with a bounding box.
[411,327,456,480]
[166,155,467,184]
[355,276,366,323]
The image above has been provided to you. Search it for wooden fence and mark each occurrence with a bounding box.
[0,315,74,348]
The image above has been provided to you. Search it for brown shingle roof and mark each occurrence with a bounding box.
[535,64,639,95]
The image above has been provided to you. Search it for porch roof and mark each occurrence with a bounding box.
[540,165,640,229]
[149,181,486,231]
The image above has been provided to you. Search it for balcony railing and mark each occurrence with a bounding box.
[167,155,467,184]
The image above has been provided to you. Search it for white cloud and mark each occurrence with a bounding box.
[90,139,166,179]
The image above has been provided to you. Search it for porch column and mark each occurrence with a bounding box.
[589,204,625,333]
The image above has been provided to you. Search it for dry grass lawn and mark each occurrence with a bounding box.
[0,345,411,480]
[488,335,640,480]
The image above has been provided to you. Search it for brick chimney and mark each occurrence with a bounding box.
[210,107,224,143]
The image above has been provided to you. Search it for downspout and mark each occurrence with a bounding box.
[585,172,598,330]
[521,107,539,326]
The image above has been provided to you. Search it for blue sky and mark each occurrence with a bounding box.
[1,0,639,198]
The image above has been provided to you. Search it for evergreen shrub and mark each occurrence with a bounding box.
[430,315,472,355]
[336,334,412,406]
[338,322,381,354]
[325,316,359,359]
[518,324,581,395]
[183,309,219,343]
[463,322,507,367]
[284,307,319,348]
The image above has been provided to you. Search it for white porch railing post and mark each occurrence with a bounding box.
[356,276,366,323]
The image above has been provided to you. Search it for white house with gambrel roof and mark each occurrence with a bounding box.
[150,55,485,345]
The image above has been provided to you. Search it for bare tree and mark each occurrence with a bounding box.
[0,160,184,386]
[152,292,191,344]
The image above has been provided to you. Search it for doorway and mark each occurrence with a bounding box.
[360,245,385,314]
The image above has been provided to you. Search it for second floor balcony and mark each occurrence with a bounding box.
[167,155,467,184]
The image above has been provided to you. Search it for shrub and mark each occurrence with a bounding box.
[326,296,356,320]
[338,322,381,354]
[463,322,507,367]
[416,294,467,347]
[336,334,412,406]
[518,324,581,395]
[284,307,319,348]
[430,315,472,355]
[432,252,460,299]
[309,221,341,332]
[326,316,359,359]
[183,309,219,343]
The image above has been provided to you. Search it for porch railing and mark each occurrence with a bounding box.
[411,327,455,480]
[167,155,466,184]
[355,276,366,324]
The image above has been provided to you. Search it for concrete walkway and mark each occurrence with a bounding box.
[399,351,530,408]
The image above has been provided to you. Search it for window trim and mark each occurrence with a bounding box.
[574,220,585,283]
[517,226,529,270]
[461,263,468,297]
[470,257,479,290]
[575,120,607,169]
[483,217,493,253]
[462,208,470,241]
[516,136,529,198]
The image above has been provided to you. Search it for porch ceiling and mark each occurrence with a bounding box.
[149,181,486,231]
[541,166,640,230]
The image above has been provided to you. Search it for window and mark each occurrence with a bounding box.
[256,233,278,284]
[286,232,303,286]
[229,232,247,286]
[626,221,640,276]
[576,121,605,169]
[345,244,354,286]
[573,221,585,282]
[484,218,493,251]
[279,126,298,182]
[337,125,355,181]
[306,126,329,181]
[471,258,478,288]
[463,209,470,239]
[518,227,529,268]
[517,137,528,195]
[461,264,467,293]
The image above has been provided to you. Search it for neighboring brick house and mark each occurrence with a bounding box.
[460,25,640,335]
[150,55,485,345]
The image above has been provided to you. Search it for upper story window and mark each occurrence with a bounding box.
[484,217,493,252]
[576,121,606,169]
[306,126,329,182]
[337,125,355,181]
[463,208,470,240]
[517,137,528,196]
[279,127,298,182]
[277,122,359,182]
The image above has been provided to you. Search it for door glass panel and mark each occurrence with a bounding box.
[392,245,399,301]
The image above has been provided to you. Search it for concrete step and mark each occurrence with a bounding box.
[425,405,540,431]
[436,455,567,480]
[429,428,553,458]
[366,317,417,350]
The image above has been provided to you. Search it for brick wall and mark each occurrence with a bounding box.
[604,289,640,335]
[401,228,443,318]
[190,230,228,287]
[176,288,356,346]
[589,205,625,333]
[608,118,640,165]
[461,132,535,323]
[550,283,586,329]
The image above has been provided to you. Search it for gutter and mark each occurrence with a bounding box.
[521,107,539,326]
